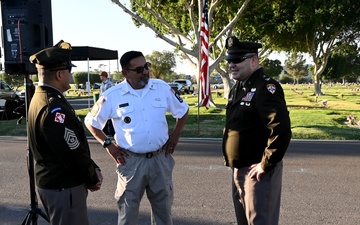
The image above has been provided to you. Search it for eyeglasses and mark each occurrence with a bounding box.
[50,66,72,73]
[125,62,151,74]
[226,55,255,64]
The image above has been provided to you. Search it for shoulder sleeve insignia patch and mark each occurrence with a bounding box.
[54,112,65,123]
[64,127,80,150]
[175,92,184,103]
[50,107,62,114]
[171,87,183,103]
[90,102,100,117]
[266,84,276,94]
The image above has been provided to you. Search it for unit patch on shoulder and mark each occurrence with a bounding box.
[171,88,183,103]
[266,84,276,94]
[64,127,80,150]
[54,112,65,123]
[175,92,184,103]
[90,102,100,116]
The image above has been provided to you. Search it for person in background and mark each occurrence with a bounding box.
[99,71,115,136]
[99,71,114,95]
[222,36,292,225]
[28,41,103,225]
[85,50,189,225]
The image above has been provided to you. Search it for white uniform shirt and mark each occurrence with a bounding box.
[85,79,189,153]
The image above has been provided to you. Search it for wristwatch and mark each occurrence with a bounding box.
[102,138,112,148]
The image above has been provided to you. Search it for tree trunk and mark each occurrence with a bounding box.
[313,73,324,95]
[313,82,321,95]
[222,77,232,99]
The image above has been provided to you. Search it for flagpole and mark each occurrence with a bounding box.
[197,27,202,134]
[197,64,201,134]
[197,0,202,134]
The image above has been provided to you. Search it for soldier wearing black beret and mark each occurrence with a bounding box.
[222,36,292,225]
[27,41,103,225]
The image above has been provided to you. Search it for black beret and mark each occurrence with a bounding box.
[225,36,262,60]
[29,41,76,69]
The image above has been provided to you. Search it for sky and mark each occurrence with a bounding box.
[51,0,187,74]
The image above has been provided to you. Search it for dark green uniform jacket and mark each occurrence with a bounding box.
[222,68,292,172]
[28,86,99,189]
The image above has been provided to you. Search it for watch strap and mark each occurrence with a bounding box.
[102,138,112,148]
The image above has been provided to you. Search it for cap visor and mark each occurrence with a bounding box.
[226,54,246,60]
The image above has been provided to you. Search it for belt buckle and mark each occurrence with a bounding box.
[146,152,153,158]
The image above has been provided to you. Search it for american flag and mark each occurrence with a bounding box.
[199,0,210,109]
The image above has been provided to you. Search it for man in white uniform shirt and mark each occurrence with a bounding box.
[85,51,189,225]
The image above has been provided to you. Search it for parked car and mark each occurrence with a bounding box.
[17,82,38,102]
[174,79,194,94]
[17,90,25,101]
[168,83,185,95]
[0,80,20,102]
[212,80,235,89]
[0,80,23,119]
[93,83,101,89]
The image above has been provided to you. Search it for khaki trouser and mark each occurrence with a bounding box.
[115,150,175,225]
[232,161,283,225]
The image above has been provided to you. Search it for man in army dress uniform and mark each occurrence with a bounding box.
[27,41,103,225]
[222,36,292,225]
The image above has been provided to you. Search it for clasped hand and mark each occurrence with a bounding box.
[89,168,103,192]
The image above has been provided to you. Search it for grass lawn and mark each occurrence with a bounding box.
[1,83,360,140]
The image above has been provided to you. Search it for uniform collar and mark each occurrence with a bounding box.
[36,85,66,99]
[121,79,156,96]
[243,67,264,89]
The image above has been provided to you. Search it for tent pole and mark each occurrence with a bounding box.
[87,57,90,111]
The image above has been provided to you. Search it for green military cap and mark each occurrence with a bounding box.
[29,40,76,69]
[225,36,262,60]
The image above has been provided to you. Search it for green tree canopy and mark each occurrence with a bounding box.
[284,53,309,85]
[242,0,360,93]
[146,50,176,80]
[262,58,283,79]
[110,0,360,99]
[73,72,101,86]
[0,73,24,89]
[111,71,123,82]
[322,44,360,82]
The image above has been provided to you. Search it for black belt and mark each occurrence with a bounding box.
[126,149,163,158]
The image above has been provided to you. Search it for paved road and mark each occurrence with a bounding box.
[68,98,94,110]
[0,138,359,225]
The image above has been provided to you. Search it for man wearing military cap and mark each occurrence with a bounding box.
[222,36,291,225]
[27,41,103,225]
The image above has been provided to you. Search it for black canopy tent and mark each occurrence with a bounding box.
[71,46,118,61]
[70,46,119,109]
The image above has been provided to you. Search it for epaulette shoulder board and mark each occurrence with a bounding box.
[261,74,271,82]
[48,97,54,103]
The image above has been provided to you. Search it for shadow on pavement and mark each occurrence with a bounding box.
[0,204,234,225]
